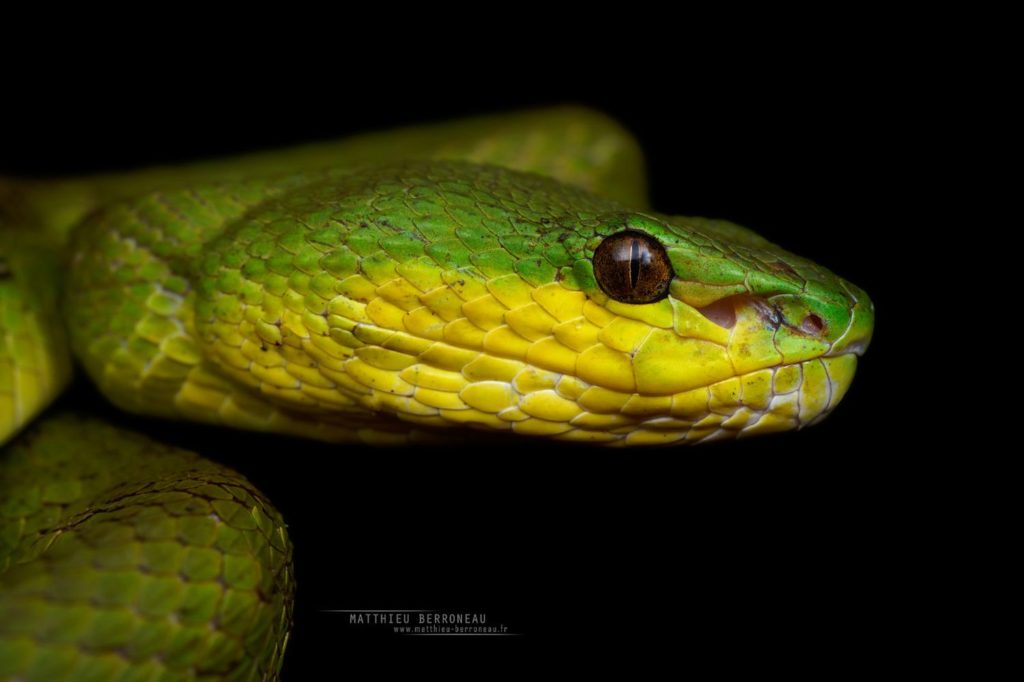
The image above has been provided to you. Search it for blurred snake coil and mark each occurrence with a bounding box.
[0,108,873,679]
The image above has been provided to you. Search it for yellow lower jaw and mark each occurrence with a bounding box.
[564,353,858,446]
[733,354,857,442]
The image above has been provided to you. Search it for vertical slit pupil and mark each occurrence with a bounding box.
[629,239,641,289]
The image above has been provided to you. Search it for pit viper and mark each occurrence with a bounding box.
[0,107,873,679]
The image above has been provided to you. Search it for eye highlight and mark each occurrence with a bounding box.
[593,230,673,304]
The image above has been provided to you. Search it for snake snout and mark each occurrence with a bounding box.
[826,295,874,357]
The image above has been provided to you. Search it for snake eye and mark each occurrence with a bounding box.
[593,230,673,304]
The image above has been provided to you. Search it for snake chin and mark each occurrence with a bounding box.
[612,354,860,446]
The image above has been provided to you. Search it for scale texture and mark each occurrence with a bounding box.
[0,415,293,681]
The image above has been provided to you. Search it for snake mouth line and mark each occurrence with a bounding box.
[371,355,857,446]
[825,340,868,357]
[585,353,860,446]
[168,350,859,447]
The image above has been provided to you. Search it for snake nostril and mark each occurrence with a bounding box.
[801,313,824,335]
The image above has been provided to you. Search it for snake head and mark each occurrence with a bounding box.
[562,212,874,441]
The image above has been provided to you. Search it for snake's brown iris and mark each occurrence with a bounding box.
[593,230,673,304]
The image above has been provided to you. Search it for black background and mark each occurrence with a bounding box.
[3,51,920,673]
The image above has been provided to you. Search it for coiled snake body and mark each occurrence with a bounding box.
[0,108,873,679]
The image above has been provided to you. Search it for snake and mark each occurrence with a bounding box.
[0,107,873,679]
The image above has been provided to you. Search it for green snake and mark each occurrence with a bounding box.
[0,108,873,679]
